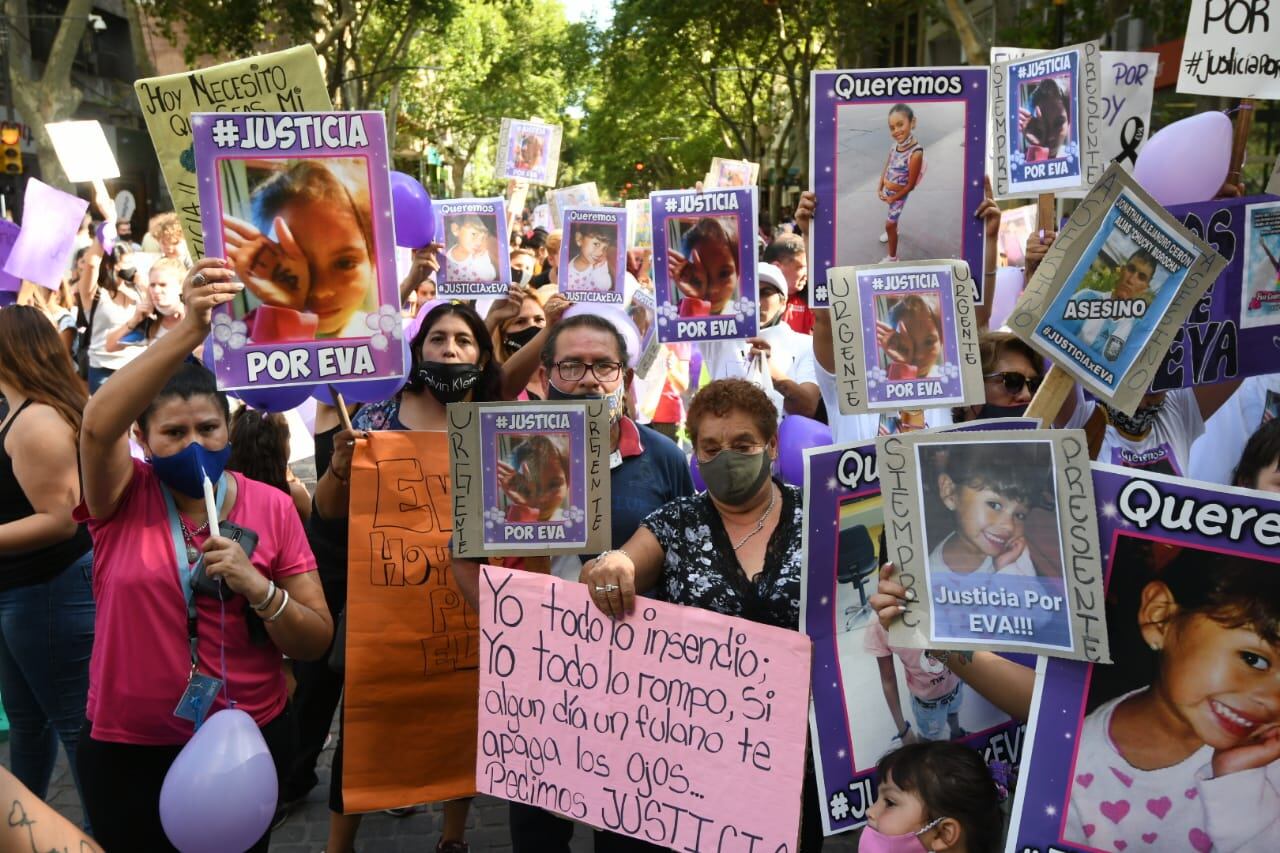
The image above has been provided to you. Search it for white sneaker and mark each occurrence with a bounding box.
[879,232,889,243]
[881,255,899,262]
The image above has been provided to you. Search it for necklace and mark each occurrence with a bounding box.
[729,485,777,551]
[178,517,209,564]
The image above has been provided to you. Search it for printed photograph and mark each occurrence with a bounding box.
[1243,200,1280,330]
[443,210,502,285]
[494,432,572,523]
[562,218,621,295]
[626,199,652,248]
[511,125,548,174]
[874,292,944,380]
[709,157,755,188]
[665,214,742,318]
[1016,73,1073,162]
[218,156,377,341]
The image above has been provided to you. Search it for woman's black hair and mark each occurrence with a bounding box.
[944,441,1051,508]
[226,408,291,495]
[1233,418,1280,490]
[1159,545,1280,646]
[407,302,503,402]
[137,360,231,435]
[96,244,134,297]
[877,742,1004,853]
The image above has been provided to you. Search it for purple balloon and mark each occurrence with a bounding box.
[390,171,435,249]
[777,415,832,486]
[159,709,277,853]
[1133,111,1232,207]
[233,383,314,413]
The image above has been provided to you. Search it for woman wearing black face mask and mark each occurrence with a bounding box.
[489,288,547,400]
[952,331,1045,423]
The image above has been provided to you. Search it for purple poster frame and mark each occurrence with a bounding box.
[651,186,758,343]
[559,206,626,305]
[193,111,404,391]
[432,197,512,298]
[1007,466,1280,853]
[478,408,589,551]
[810,68,989,308]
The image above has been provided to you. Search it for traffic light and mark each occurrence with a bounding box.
[0,123,21,175]
[635,162,645,172]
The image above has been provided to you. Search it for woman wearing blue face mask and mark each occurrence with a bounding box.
[76,257,334,851]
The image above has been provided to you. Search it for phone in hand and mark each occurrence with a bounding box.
[190,520,260,601]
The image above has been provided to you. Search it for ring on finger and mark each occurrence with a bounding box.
[193,273,207,286]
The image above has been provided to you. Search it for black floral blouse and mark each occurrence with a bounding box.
[641,480,803,630]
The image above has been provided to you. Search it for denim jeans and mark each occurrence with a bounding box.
[86,366,114,394]
[0,551,95,806]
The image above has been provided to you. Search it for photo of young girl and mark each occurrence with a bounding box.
[220,157,376,340]
[876,293,943,380]
[495,433,571,523]
[1017,76,1072,162]
[1064,538,1280,852]
[563,222,618,294]
[877,104,925,262]
[444,212,501,284]
[513,130,545,173]
[496,118,562,185]
[666,215,741,317]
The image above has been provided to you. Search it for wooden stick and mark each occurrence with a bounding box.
[329,386,354,434]
[1024,364,1075,427]
[507,179,529,238]
[1226,99,1255,191]
[1037,193,1056,233]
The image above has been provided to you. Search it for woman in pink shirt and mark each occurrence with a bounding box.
[75,257,333,851]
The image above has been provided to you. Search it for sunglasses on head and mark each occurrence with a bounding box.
[984,371,1042,395]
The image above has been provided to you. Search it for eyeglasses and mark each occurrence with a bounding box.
[984,372,1042,395]
[697,442,766,463]
[551,360,624,382]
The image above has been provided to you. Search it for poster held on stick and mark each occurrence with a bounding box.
[495,118,563,186]
[45,120,119,183]
[559,207,626,304]
[2,179,90,291]
[432,197,511,298]
[548,182,600,228]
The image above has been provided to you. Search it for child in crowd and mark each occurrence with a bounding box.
[564,223,615,292]
[877,294,943,380]
[1066,548,1280,851]
[877,103,924,262]
[497,435,569,523]
[862,741,1004,853]
[1234,419,1280,494]
[445,214,499,283]
[669,216,739,316]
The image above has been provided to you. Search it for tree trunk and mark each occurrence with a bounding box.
[450,157,467,198]
[124,0,155,78]
[941,0,989,64]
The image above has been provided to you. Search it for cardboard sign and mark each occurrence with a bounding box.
[448,401,611,558]
[559,207,626,304]
[135,46,331,260]
[1242,199,1280,329]
[625,199,652,248]
[548,182,600,228]
[495,118,563,185]
[0,221,23,292]
[1177,0,1280,97]
[704,157,759,189]
[2,179,89,291]
[809,67,989,308]
[477,565,812,848]
[827,260,983,415]
[1008,164,1227,413]
[651,187,759,343]
[531,203,553,232]
[192,111,404,391]
[627,286,660,377]
[433,197,511,298]
[877,429,1109,662]
[343,431,477,810]
[1007,466,1280,853]
[45,120,119,183]
[991,42,1104,198]
[803,431,1034,835]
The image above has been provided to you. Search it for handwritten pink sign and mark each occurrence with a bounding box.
[3,178,89,290]
[477,565,812,849]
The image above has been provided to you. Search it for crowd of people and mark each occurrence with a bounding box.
[0,158,1278,853]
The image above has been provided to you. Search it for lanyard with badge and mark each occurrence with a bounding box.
[160,476,227,729]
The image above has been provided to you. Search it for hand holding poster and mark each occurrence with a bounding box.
[433,197,511,298]
[876,429,1109,662]
[991,42,1103,198]
[1177,0,1280,98]
[134,46,331,259]
[651,187,758,343]
[809,67,989,308]
[449,401,611,558]
[1008,164,1228,414]
[548,182,600,228]
[192,111,405,391]
[477,565,811,849]
[495,118,563,185]
[559,207,626,304]
[45,120,119,183]
[826,260,983,415]
[3,179,90,291]
[1007,467,1280,853]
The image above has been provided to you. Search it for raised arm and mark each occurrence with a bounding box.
[500,292,570,400]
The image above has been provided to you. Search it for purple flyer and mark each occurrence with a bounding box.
[559,206,626,305]
[651,186,758,344]
[809,67,988,307]
[803,424,1037,836]
[1008,467,1280,853]
[432,196,511,298]
[192,111,404,391]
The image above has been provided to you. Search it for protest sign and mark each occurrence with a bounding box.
[448,400,611,558]
[1007,164,1227,415]
[1242,199,1280,329]
[1177,0,1280,98]
[877,428,1109,661]
[559,207,626,304]
[627,286,661,377]
[625,199,652,249]
[531,203,553,232]
[477,565,811,848]
[827,260,983,415]
[803,432,1033,835]
[192,111,404,391]
[3,179,89,291]
[1007,466,1280,853]
[991,42,1104,198]
[135,46,331,259]
[548,182,600,228]
[809,67,988,308]
[651,186,758,343]
[45,120,119,183]
[343,431,477,810]
[704,157,759,189]
[433,197,511,298]
[0,221,22,292]
[496,118,563,185]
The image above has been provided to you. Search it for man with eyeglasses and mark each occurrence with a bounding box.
[452,312,692,853]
